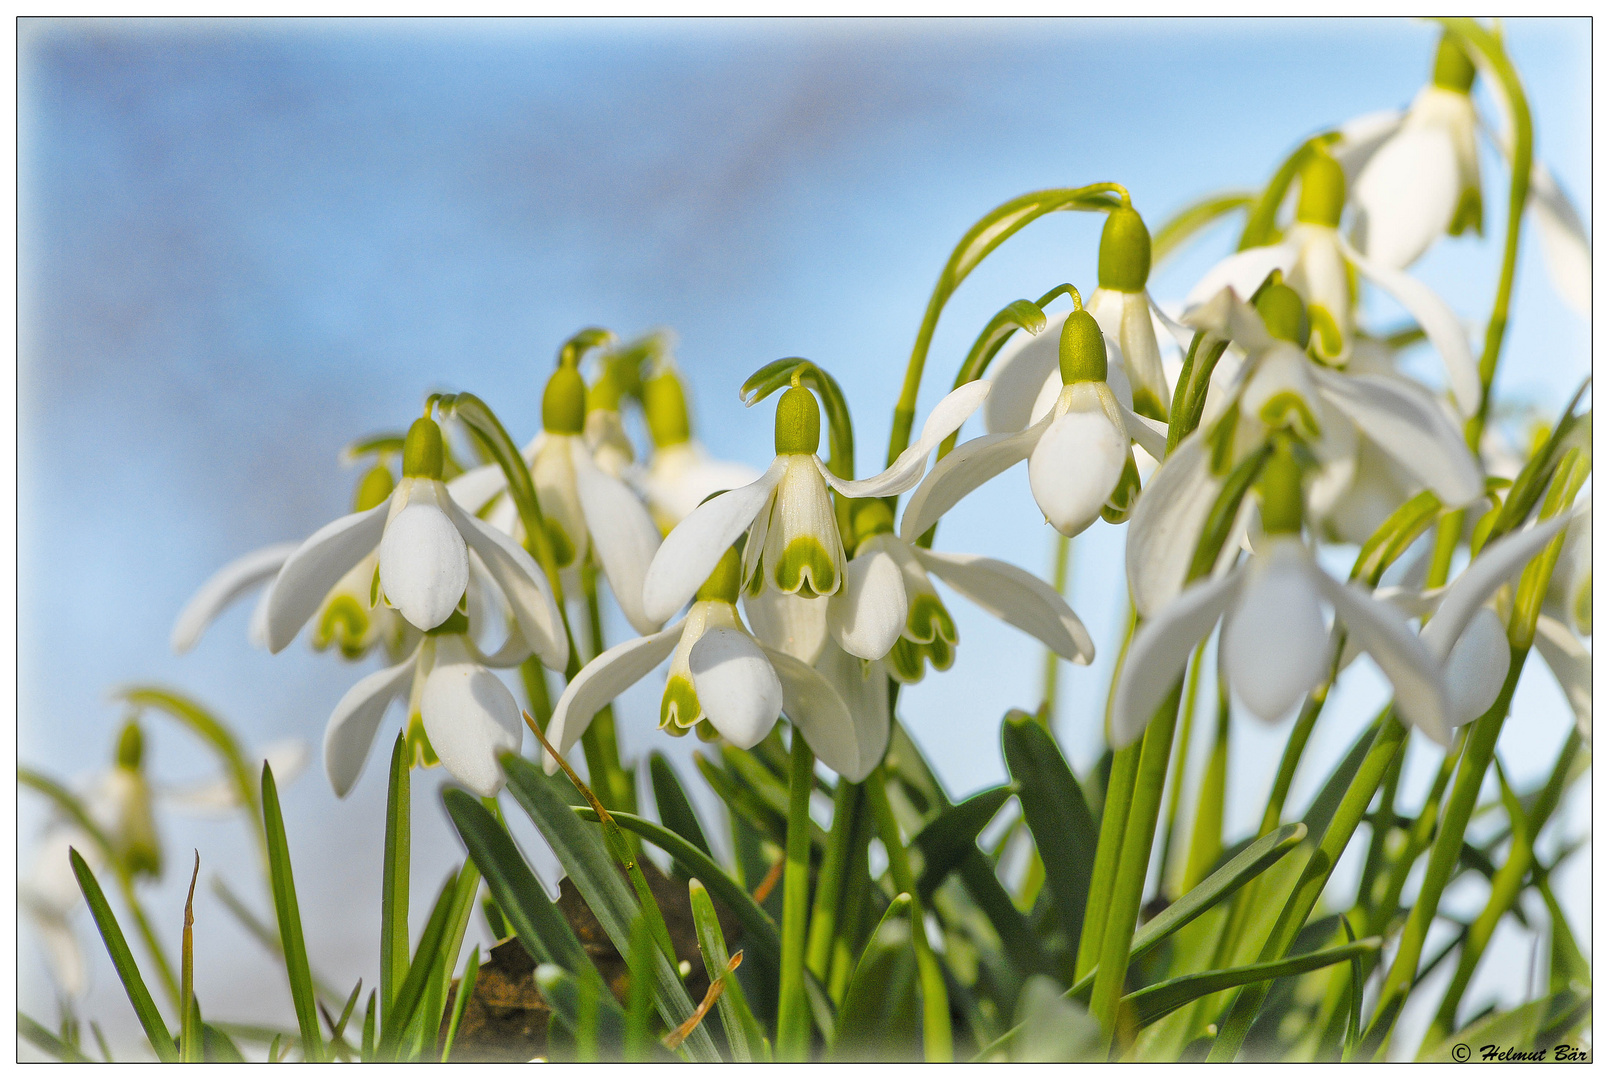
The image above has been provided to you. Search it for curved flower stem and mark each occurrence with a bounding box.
[886,184,1128,468]
[775,732,816,1061]
[1039,533,1074,715]
[865,765,953,1062]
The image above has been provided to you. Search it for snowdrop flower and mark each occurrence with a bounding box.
[1351,36,1483,270]
[1186,148,1480,416]
[263,415,568,672]
[547,546,869,780]
[321,607,538,798]
[828,499,1095,682]
[1128,281,1483,619]
[642,377,990,626]
[1112,444,1451,747]
[638,365,761,532]
[904,307,1169,545]
[449,361,665,636]
[1085,206,1177,420]
[171,464,414,661]
[584,365,637,479]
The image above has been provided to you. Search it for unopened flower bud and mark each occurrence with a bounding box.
[353,463,395,512]
[402,417,444,480]
[542,361,587,435]
[1059,308,1108,385]
[643,368,693,448]
[773,385,821,456]
[1431,34,1476,94]
[1098,206,1152,292]
[1295,150,1346,229]
[1255,279,1312,349]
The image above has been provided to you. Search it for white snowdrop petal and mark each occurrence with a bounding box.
[817,642,892,775]
[379,501,470,632]
[984,310,1066,434]
[827,548,907,660]
[1312,368,1483,508]
[1533,615,1591,739]
[572,440,664,635]
[643,459,787,624]
[689,628,784,748]
[1185,242,1298,309]
[763,647,864,781]
[1126,433,1223,619]
[1028,408,1130,538]
[264,503,389,653]
[1111,570,1242,749]
[828,381,993,498]
[1353,125,1461,269]
[1443,607,1512,727]
[544,622,683,773]
[1317,572,1450,747]
[421,646,525,798]
[742,588,830,666]
[172,542,298,654]
[1222,551,1331,723]
[323,655,417,798]
[1529,162,1591,315]
[917,547,1094,664]
[1421,516,1570,661]
[899,419,1049,542]
[447,497,570,672]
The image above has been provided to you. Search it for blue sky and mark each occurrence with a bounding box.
[18,17,1589,1054]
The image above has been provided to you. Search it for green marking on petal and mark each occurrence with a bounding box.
[545,519,576,568]
[905,593,957,646]
[406,713,440,769]
[889,638,925,684]
[314,595,373,659]
[1258,391,1321,441]
[660,675,702,731]
[773,536,838,596]
[1307,303,1344,360]
[1450,186,1483,238]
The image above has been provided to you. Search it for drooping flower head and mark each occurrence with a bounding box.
[640,364,761,532]
[1087,205,1175,420]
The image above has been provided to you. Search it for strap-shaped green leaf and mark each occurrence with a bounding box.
[533,963,627,1051]
[68,849,179,1063]
[831,893,914,1055]
[649,752,713,860]
[438,946,478,1063]
[380,734,410,1017]
[377,868,456,1059]
[911,783,1016,900]
[1123,936,1381,1028]
[262,764,324,1062]
[1003,714,1097,954]
[690,878,766,1062]
[500,756,719,1062]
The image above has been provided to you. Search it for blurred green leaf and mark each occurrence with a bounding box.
[649,752,713,862]
[68,849,179,1063]
[1003,713,1097,955]
[439,947,478,1062]
[18,1012,94,1063]
[381,734,410,1019]
[1010,975,1102,1062]
[911,783,1016,900]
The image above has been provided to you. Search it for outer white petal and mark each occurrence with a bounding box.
[264,503,389,653]
[1421,516,1570,661]
[1533,615,1591,739]
[572,440,664,635]
[445,496,569,672]
[984,310,1065,434]
[1338,234,1480,417]
[421,639,524,798]
[689,628,784,749]
[19,891,87,997]
[172,542,297,654]
[379,499,470,632]
[1181,284,1275,356]
[1111,570,1242,749]
[1118,403,1169,461]
[1529,163,1591,315]
[644,442,762,528]
[1316,572,1450,746]
[825,380,992,498]
[323,653,417,797]
[446,461,510,517]
[643,459,786,624]
[898,418,1050,542]
[1442,607,1512,727]
[816,642,892,775]
[1310,368,1483,507]
[1126,433,1222,619]
[1184,242,1298,309]
[763,647,864,781]
[741,588,829,665]
[543,622,683,773]
[1028,408,1129,538]
[1352,124,1461,269]
[917,547,1094,664]
[1332,108,1406,179]
[827,547,907,660]
[1221,545,1331,723]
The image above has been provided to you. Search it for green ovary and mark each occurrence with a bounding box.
[773,536,837,597]
[660,675,702,730]
[314,594,372,659]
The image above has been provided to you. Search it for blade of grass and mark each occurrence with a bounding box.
[690,879,765,1062]
[68,848,178,1062]
[439,947,479,1062]
[361,991,377,1062]
[261,763,324,1062]
[180,850,202,1062]
[380,733,410,1017]
[625,913,657,1060]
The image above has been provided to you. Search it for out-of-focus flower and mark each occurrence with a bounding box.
[637,365,761,532]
